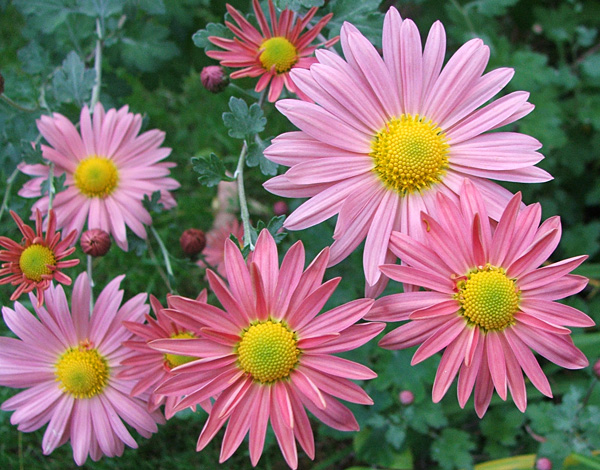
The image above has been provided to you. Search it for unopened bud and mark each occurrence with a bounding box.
[80,229,111,257]
[535,457,552,470]
[593,358,600,379]
[180,228,206,256]
[273,201,288,216]
[399,390,414,405]
[200,65,228,93]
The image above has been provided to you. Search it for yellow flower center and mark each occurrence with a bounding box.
[371,115,449,195]
[55,345,109,399]
[236,320,300,384]
[455,265,519,331]
[259,37,298,73]
[19,244,56,282]
[73,156,119,198]
[164,332,197,368]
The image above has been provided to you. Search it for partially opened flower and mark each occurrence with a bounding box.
[18,103,180,251]
[0,273,164,465]
[263,7,551,296]
[367,180,593,417]
[207,0,338,102]
[151,230,383,468]
[0,209,79,306]
[119,292,211,419]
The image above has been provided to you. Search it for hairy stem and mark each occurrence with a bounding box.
[150,226,175,293]
[90,18,104,109]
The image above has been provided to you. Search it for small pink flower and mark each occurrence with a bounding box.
[0,273,164,465]
[18,103,180,251]
[207,0,338,102]
[151,230,383,468]
[367,180,593,417]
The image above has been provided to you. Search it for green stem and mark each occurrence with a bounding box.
[0,167,19,223]
[571,453,600,469]
[87,255,95,312]
[0,94,37,113]
[150,226,175,293]
[234,140,253,249]
[449,0,476,36]
[47,163,55,210]
[90,18,103,109]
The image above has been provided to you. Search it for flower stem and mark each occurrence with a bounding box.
[0,167,19,223]
[0,94,37,113]
[234,140,253,250]
[449,0,476,35]
[47,163,55,210]
[87,254,95,312]
[90,18,103,109]
[150,226,175,293]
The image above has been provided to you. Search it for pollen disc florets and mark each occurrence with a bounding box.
[74,156,119,198]
[371,114,449,195]
[164,332,197,368]
[259,37,298,73]
[455,265,519,331]
[236,320,300,383]
[55,345,109,398]
[19,244,56,282]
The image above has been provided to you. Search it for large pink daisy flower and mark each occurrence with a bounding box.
[18,103,180,251]
[0,273,164,465]
[0,209,79,306]
[366,180,593,417]
[263,7,551,296]
[151,230,383,468]
[207,0,338,102]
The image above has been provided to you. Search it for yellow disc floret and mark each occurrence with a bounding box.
[371,114,449,195]
[55,345,109,399]
[236,320,300,384]
[455,265,519,331]
[164,331,197,369]
[259,37,298,73]
[19,244,56,282]
[74,156,119,198]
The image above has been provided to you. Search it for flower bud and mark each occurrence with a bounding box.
[200,65,228,93]
[80,229,111,257]
[399,390,414,405]
[180,228,206,256]
[593,358,600,379]
[273,201,288,216]
[535,457,552,470]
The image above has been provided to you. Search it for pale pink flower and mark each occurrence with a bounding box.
[198,218,244,278]
[207,0,338,102]
[18,103,180,251]
[151,230,383,468]
[263,7,551,296]
[367,180,593,417]
[0,273,164,465]
[119,291,211,419]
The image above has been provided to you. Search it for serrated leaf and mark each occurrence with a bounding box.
[222,97,266,139]
[52,51,96,106]
[249,216,287,246]
[430,429,475,470]
[126,0,165,14]
[191,153,235,187]
[12,0,75,33]
[192,22,233,52]
[143,190,164,214]
[465,0,519,17]
[274,0,324,10]
[247,136,277,176]
[76,0,123,18]
[121,23,179,72]
[17,42,50,75]
[326,0,384,47]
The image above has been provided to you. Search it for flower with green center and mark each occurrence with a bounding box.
[150,230,383,468]
[207,0,338,102]
[73,156,119,198]
[0,273,164,466]
[369,180,593,418]
[0,209,78,306]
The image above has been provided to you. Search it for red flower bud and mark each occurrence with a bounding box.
[536,457,552,470]
[200,66,228,93]
[399,390,414,405]
[180,228,206,256]
[273,201,288,216]
[80,229,111,257]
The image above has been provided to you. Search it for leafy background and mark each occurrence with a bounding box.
[0,0,599,469]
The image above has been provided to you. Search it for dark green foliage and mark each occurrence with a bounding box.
[191,152,235,187]
[222,96,267,139]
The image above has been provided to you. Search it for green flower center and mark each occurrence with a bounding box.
[73,156,119,198]
[455,265,519,331]
[236,320,300,384]
[55,345,109,399]
[19,244,56,282]
[164,332,197,368]
[259,37,298,73]
[371,114,449,195]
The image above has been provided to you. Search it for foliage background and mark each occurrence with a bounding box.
[0,0,599,469]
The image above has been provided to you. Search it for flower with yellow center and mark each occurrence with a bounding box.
[455,265,519,331]
[164,332,198,368]
[371,115,449,195]
[73,156,119,198]
[18,244,56,282]
[55,345,110,399]
[259,37,298,74]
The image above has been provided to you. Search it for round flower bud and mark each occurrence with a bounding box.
[200,65,228,93]
[180,228,206,256]
[399,390,414,406]
[593,358,600,379]
[80,229,111,257]
[273,201,288,216]
[535,457,552,470]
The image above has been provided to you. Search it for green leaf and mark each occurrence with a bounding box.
[76,0,123,18]
[222,97,266,139]
[326,0,384,47]
[250,216,287,246]
[142,190,164,214]
[581,54,600,80]
[126,0,165,14]
[191,153,235,187]
[247,136,278,176]
[274,0,324,10]
[465,0,519,17]
[571,454,600,470]
[17,42,50,75]
[192,22,233,52]
[52,51,96,107]
[121,23,179,72]
[430,429,476,470]
[12,0,75,33]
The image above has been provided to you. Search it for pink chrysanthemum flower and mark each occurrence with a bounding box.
[207,0,338,102]
[0,273,164,465]
[151,230,383,468]
[263,7,551,296]
[367,180,593,417]
[0,209,79,306]
[198,218,244,278]
[18,103,180,251]
[119,292,212,419]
